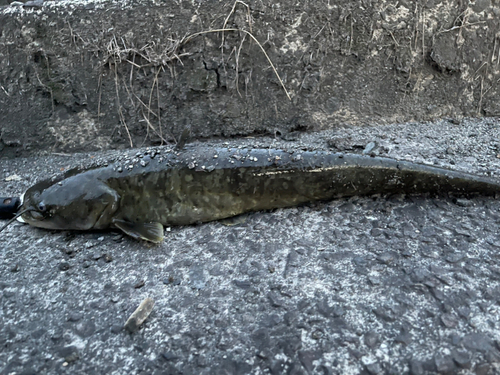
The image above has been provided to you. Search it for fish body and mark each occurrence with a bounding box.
[19,147,500,242]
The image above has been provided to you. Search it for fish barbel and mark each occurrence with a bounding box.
[16,147,500,242]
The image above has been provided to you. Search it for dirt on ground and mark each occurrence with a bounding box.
[1,0,499,157]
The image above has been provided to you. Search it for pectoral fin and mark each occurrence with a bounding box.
[113,219,164,243]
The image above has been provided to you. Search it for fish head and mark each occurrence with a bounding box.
[19,173,120,231]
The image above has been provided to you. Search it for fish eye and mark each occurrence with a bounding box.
[38,202,47,212]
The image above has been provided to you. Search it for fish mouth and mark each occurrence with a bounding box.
[18,209,45,225]
[16,193,46,224]
[16,192,26,223]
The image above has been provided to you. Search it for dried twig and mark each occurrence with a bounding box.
[133,93,168,144]
[34,68,54,115]
[436,21,486,35]
[155,66,164,145]
[113,62,133,147]
[97,2,291,149]
[221,0,252,48]
[183,28,291,100]
[235,33,247,98]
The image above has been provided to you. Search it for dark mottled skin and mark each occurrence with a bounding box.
[19,147,500,232]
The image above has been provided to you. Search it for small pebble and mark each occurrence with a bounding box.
[134,280,145,289]
[124,297,155,333]
[59,262,71,271]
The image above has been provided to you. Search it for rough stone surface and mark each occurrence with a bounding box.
[1,118,500,374]
[1,0,500,157]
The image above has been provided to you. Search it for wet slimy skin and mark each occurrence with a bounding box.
[18,147,500,242]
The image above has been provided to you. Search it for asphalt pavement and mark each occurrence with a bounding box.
[1,118,500,375]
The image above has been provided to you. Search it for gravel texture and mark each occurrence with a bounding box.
[1,118,500,375]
